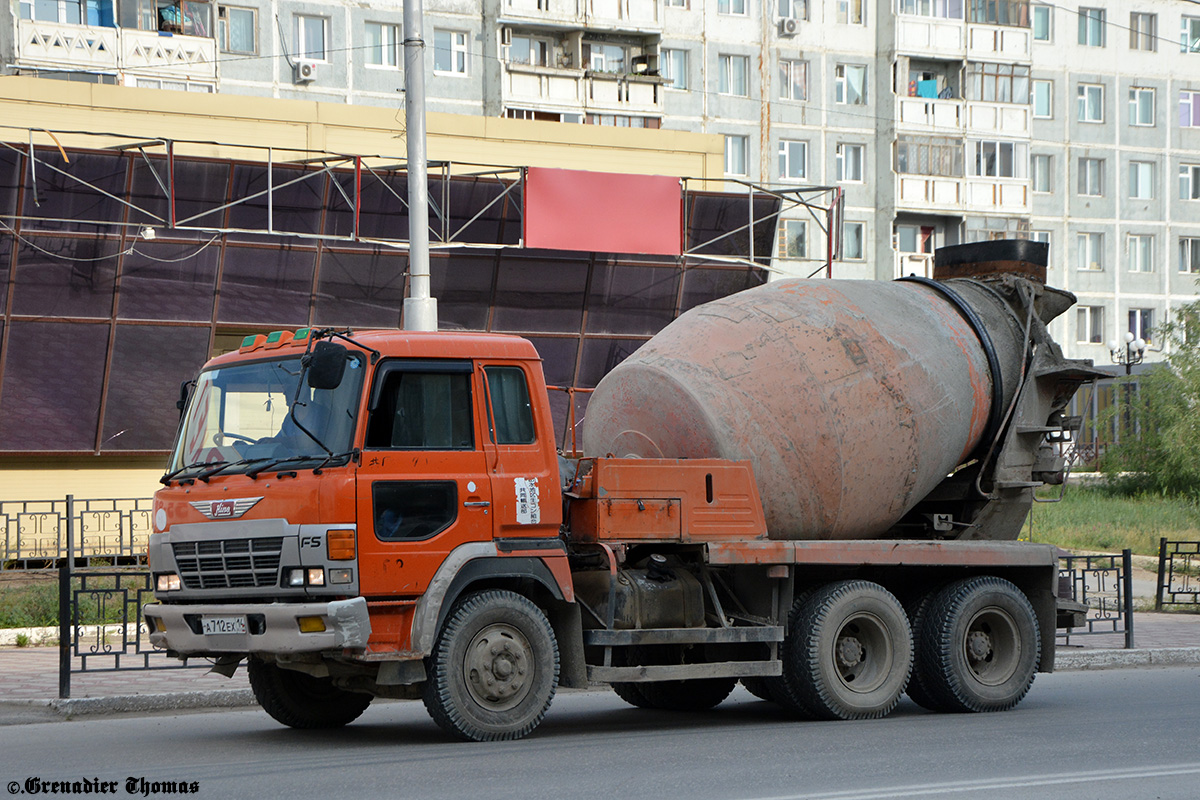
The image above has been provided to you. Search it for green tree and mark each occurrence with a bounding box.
[1100,299,1200,498]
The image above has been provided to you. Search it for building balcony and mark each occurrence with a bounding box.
[895,252,935,279]
[14,19,216,83]
[897,175,963,213]
[896,96,963,132]
[501,0,660,33]
[895,15,965,57]
[964,177,1028,213]
[965,100,1030,138]
[966,23,1031,61]
[503,64,663,117]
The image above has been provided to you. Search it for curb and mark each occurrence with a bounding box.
[1055,646,1200,671]
[0,689,256,720]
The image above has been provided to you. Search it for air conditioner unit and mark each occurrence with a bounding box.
[293,61,317,84]
[778,18,798,36]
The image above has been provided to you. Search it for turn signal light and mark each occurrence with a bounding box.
[327,529,356,560]
[297,616,326,633]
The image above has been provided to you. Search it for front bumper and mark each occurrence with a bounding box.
[144,597,371,655]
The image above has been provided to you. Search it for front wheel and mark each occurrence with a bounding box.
[247,658,372,729]
[915,576,1040,713]
[423,590,559,742]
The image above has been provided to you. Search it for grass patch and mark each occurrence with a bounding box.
[0,575,150,629]
[1026,485,1200,556]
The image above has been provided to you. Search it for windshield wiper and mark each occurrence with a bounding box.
[245,451,354,479]
[161,460,227,485]
[195,457,273,483]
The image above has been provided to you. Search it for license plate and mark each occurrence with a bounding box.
[201,615,248,635]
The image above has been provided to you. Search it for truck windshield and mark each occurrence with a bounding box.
[167,354,365,477]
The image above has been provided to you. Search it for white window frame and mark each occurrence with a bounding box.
[1077,232,1104,271]
[1129,87,1154,126]
[296,14,328,62]
[778,139,808,181]
[1076,305,1104,344]
[586,42,628,73]
[724,135,748,176]
[508,35,551,67]
[1078,157,1104,197]
[1031,154,1052,193]
[1129,12,1156,51]
[718,54,749,97]
[1030,230,1051,245]
[778,219,807,259]
[1181,237,1200,273]
[664,0,687,6]
[843,221,865,259]
[1128,234,1154,273]
[1078,7,1105,47]
[662,48,688,90]
[433,29,469,75]
[1032,4,1051,41]
[1129,161,1154,199]
[365,22,401,69]
[835,64,867,105]
[972,140,1028,179]
[717,0,747,15]
[779,0,809,21]
[1032,80,1052,118]
[1182,91,1200,128]
[780,59,807,101]
[1077,83,1103,123]
[837,0,865,25]
[219,6,257,55]
[1129,308,1155,344]
[1183,16,1200,53]
[836,143,865,182]
[1181,164,1200,200]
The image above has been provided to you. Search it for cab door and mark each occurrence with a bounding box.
[356,359,493,597]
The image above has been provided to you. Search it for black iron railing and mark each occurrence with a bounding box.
[1057,550,1135,649]
[1156,539,1199,611]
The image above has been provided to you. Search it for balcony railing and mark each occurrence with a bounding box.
[502,0,661,31]
[897,174,1028,214]
[965,100,1030,137]
[504,64,663,115]
[964,177,1029,212]
[897,96,963,131]
[15,19,216,82]
[897,175,963,211]
[967,23,1031,60]
[895,252,935,279]
[896,15,965,55]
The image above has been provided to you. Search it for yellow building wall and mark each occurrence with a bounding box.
[0,457,163,503]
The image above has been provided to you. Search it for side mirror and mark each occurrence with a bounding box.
[305,341,348,390]
[176,380,195,419]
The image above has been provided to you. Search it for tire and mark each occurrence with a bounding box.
[612,682,655,708]
[423,590,559,742]
[905,590,944,712]
[247,657,372,729]
[639,678,736,711]
[740,676,775,702]
[780,581,912,721]
[916,576,1040,714]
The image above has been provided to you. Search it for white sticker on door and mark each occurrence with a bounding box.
[514,477,540,525]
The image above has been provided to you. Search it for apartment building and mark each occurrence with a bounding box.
[4,0,1200,365]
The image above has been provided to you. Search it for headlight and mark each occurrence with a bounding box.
[286,569,306,587]
[156,573,181,592]
[286,568,325,586]
[307,568,325,586]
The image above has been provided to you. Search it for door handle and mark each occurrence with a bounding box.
[463,501,491,508]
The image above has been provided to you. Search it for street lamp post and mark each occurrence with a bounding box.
[1108,331,1146,441]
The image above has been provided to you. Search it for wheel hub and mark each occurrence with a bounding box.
[966,630,992,664]
[465,624,531,711]
[836,636,865,669]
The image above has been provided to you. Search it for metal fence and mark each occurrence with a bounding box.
[2,496,152,567]
[1057,550,1135,649]
[1156,539,1200,611]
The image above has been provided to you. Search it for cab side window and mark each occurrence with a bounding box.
[485,366,535,445]
[366,369,473,449]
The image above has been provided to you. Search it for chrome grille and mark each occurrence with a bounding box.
[174,537,283,589]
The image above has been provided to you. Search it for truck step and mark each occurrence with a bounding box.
[582,626,784,646]
[587,660,781,683]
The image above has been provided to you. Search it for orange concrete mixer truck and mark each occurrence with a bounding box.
[144,239,1100,741]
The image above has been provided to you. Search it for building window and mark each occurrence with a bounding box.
[1032,4,1051,40]
[1077,84,1103,122]
[1129,12,1157,51]
[780,0,809,20]
[843,222,865,259]
[779,140,808,181]
[1129,87,1155,126]
[584,114,660,127]
[967,62,1030,104]
[434,29,469,74]
[837,0,865,25]
[899,0,963,18]
[967,0,1029,27]
[1129,308,1155,344]
[1129,161,1154,199]
[509,35,550,67]
[1032,80,1052,118]
[717,0,746,15]
[1077,232,1103,271]
[780,59,808,101]
[219,6,256,54]
[725,135,748,176]
[1182,91,1200,128]
[1181,164,1200,200]
[584,42,628,73]
[1183,16,1200,53]
[1076,305,1104,344]
[896,135,964,177]
[778,220,807,258]
[718,55,749,96]
[664,0,687,6]
[1078,157,1104,196]
[1181,237,1200,273]
[139,0,210,35]
[972,140,1028,178]
[365,22,401,68]
[662,49,688,89]
[296,15,327,61]
[1128,234,1154,273]
[1078,7,1105,46]
[835,64,867,105]
[837,143,865,182]
[1031,154,1052,192]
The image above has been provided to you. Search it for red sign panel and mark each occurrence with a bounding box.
[523,167,683,256]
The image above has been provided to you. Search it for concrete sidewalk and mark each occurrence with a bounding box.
[1,611,1198,722]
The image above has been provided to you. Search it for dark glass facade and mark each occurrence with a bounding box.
[0,146,773,453]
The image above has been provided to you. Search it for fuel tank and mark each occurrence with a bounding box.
[581,255,1056,540]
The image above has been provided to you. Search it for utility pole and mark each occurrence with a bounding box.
[402,0,437,331]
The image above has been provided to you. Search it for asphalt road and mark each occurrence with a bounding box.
[2,667,1199,800]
